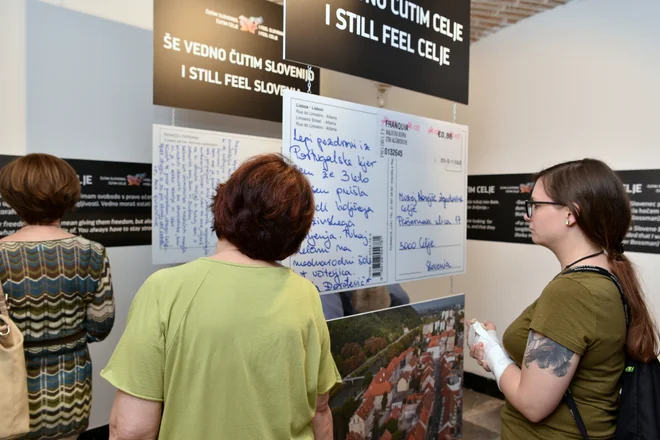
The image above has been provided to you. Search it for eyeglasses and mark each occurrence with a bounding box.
[525,200,563,218]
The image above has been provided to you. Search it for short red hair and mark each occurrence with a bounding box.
[212,154,314,261]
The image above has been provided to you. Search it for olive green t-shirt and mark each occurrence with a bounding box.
[501,269,626,440]
[101,258,342,440]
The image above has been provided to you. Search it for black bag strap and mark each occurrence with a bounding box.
[559,265,630,440]
[565,388,590,440]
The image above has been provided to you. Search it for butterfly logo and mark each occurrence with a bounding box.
[126,173,147,186]
[239,16,263,34]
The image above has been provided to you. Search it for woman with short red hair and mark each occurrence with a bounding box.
[103,154,341,440]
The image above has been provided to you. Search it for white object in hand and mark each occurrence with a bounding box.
[471,321,515,390]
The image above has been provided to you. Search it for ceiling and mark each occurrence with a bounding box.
[269,0,572,43]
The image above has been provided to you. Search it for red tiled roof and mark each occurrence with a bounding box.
[346,433,363,440]
[406,421,426,440]
[381,431,393,440]
[423,390,434,411]
[438,423,452,439]
[420,408,431,427]
[399,371,412,382]
[365,380,392,399]
[356,397,375,420]
[427,335,444,348]
[389,406,402,420]
[422,369,433,383]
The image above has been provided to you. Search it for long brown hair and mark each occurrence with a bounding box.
[534,159,659,362]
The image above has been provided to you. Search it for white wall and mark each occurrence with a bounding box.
[453,0,660,376]
[0,0,27,155]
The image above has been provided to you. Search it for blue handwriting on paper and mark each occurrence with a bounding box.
[343,226,370,246]
[398,191,465,208]
[299,244,330,255]
[298,167,315,177]
[396,215,460,227]
[397,216,432,226]
[419,237,435,254]
[357,156,377,173]
[312,186,330,195]
[292,257,355,267]
[316,136,356,152]
[157,143,230,256]
[306,231,337,249]
[340,170,369,183]
[312,268,353,279]
[293,129,314,149]
[399,192,417,205]
[336,201,374,219]
[400,204,417,217]
[399,238,435,255]
[289,144,353,171]
[427,260,453,272]
[312,216,356,229]
[322,276,373,292]
[336,245,352,252]
[316,202,329,213]
[335,185,368,203]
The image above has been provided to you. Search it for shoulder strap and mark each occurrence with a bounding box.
[0,282,8,336]
[565,389,590,440]
[560,265,629,440]
[563,265,630,329]
[0,282,7,317]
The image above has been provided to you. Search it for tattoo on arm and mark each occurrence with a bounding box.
[523,331,574,377]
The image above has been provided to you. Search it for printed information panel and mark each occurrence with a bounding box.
[283,90,468,294]
[467,170,660,254]
[0,155,152,247]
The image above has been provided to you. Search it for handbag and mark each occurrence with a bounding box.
[0,286,30,439]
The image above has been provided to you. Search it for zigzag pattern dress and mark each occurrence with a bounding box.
[0,237,114,440]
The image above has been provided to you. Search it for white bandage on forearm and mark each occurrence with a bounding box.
[472,322,515,390]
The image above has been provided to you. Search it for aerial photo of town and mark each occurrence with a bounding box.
[327,294,465,440]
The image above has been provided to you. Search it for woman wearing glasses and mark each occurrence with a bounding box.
[468,159,658,439]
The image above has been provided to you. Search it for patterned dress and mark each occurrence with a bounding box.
[0,237,114,440]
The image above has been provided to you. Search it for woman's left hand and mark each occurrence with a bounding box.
[467,320,497,372]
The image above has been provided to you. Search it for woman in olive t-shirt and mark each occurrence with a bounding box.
[468,159,659,440]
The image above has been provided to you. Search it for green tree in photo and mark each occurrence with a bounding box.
[371,413,381,439]
[384,418,398,434]
[363,371,374,388]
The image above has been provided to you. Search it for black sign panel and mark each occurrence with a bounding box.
[467,170,660,255]
[617,170,660,254]
[154,0,320,122]
[467,174,534,245]
[0,156,152,247]
[285,0,470,103]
